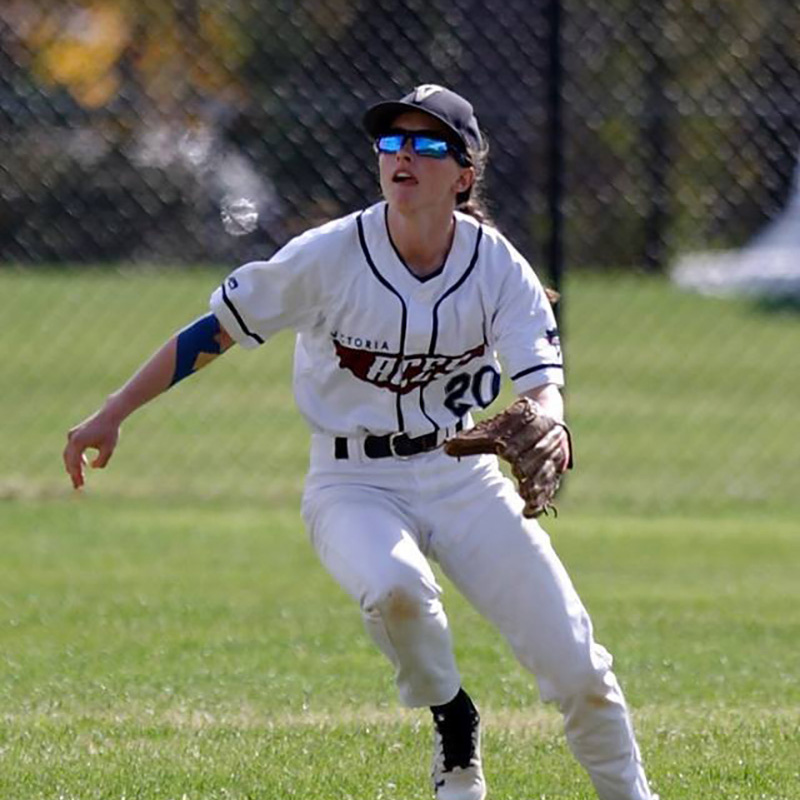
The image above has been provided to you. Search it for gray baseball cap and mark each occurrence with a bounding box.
[363,84,483,153]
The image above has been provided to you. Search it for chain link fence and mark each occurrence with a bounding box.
[3,0,800,511]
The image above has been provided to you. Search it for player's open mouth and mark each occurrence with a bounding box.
[392,171,417,184]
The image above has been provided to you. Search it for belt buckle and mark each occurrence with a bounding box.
[388,432,412,460]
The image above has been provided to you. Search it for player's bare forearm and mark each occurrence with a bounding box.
[103,313,234,422]
[63,314,234,489]
[522,383,564,422]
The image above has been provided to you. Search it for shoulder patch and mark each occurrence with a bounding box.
[546,327,562,357]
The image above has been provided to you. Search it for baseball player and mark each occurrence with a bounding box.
[63,85,658,800]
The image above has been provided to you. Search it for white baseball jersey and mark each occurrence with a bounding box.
[210,201,563,438]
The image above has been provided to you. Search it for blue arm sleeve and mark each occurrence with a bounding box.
[170,313,224,387]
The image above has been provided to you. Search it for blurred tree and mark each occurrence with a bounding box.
[0,0,798,265]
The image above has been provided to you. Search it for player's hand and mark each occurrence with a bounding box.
[63,409,121,490]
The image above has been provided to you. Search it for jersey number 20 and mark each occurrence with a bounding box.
[444,366,501,417]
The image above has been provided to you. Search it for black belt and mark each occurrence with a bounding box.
[335,420,464,460]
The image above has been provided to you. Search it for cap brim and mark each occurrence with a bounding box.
[362,101,467,150]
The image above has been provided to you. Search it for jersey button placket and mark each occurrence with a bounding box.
[402,291,438,434]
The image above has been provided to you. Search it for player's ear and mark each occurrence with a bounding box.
[454,166,475,196]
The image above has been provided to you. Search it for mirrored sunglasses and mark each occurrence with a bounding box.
[375,130,471,166]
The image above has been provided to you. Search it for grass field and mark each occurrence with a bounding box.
[2,268,800,799]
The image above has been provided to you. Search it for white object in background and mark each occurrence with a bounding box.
[672,152,800,299]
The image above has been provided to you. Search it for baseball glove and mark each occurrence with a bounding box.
[443,397,571,518]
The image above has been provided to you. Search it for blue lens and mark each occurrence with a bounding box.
[376,132,452,159]
[377,134,406,153]
[413,136,449,158]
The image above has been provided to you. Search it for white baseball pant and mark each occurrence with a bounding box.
[301,434,655,800]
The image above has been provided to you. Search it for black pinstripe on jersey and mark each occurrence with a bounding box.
[418,383,437,430]
[356,212,408,431]
[428,225,483,355]
[417,224,484,430]
[221,280,265,345]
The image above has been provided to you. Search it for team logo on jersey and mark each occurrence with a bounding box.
[332,336,486,395]
[413,84,444,103]
[546,327,561,357]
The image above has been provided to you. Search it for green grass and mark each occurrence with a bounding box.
[3,267,800,514]
[2,267,800,798]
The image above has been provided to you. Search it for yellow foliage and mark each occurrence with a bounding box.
[22,1,245,110]
[31,3,129,107]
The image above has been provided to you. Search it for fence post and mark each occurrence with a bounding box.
[642,0,671,272]
[545,0,566,325]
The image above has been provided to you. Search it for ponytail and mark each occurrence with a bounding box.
[456,132,495,226]
[453,133,558,306]
[457,198,494,225]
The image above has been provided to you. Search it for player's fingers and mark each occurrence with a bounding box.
[63,434,86,489]
[90,439,115,469]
